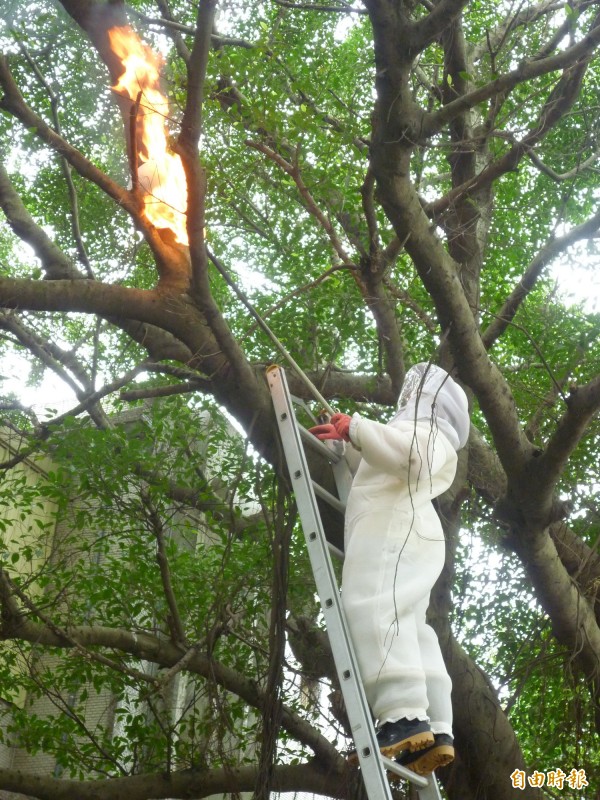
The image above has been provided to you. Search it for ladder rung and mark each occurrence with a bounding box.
[311,480,346,514]
[327,541,345,561]
[380,755,430,788]
[299,426,342,463]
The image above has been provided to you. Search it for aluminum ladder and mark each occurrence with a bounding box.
[267,365,443,800]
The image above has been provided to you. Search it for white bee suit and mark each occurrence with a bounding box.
[341,364,469,736]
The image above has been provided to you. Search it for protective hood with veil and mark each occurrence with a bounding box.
[341,363,470,737]
[392,362,469,451]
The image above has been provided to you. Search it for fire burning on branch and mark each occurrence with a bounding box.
[107,25,188,246]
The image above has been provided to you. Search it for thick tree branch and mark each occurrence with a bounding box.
[550,521,600,616]
[412,0,470,53]
[0,761,344,800]
[0,311,111,428]
[175,0,216,289]
[360,168,380,255]
[0,53,190,288]
[510,526,600,684]
[482,207,600,349]
[0,163,81,280]
[0,278,187,332]
[0,278,281,470]
[423,16,600,136]
[427,57,592,218]
[15,38,94,276]
[57,0,128,80]
[135,8,259,50]
[525,143,600,181]
[360,275,405,395]
[437,14,488,307]
[0,618,343,766]
[153,0,191,62]
[467,430,600,623]
[532,374,600,499]
[115,319,194,365]
[285,367,396,406]
[436,629,536,799]
[0,56,134,218]
[143,8,262,408]
[0,279,248,428]
[273,0,366,11]
[119,381,201,400]
[0,568,157,686]
[367,167,534,477]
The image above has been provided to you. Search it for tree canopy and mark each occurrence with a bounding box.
[0,1,599,799]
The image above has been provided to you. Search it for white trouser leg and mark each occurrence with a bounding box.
[342,509,452,730]
[415,596,453,736]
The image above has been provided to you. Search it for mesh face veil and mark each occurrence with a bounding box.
[395,363,470,450]
[398,363,440,409]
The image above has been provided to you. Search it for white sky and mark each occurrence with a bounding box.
[551,260,600,313]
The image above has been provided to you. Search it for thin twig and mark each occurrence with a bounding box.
[14,38,94,276]
[207,248,336,414]
[135,9,256,49]
[244,263,354,338]
[1,568,158,686]
[141,489,188,647]
[246,139,355,266]
[120,380,204,401]
[383,277,437,332]
[479,306,566,400]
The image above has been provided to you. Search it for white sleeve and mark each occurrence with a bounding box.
[348,415,455,480]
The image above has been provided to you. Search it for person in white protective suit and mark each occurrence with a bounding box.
[309,363,470,775]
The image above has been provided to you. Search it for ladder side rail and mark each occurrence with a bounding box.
[269,367,443,800]
[268,366,396,800]
[415,778,444,800]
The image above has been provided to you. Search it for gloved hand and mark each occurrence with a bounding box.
[308,413,352,442]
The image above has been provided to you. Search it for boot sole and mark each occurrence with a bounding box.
[394,744,455,777]
[348,731,434,766]
[381,730,435,759]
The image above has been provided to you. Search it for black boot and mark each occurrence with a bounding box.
[396,733,454,775]
[347,718,434,765]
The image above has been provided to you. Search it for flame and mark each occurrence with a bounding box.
[108,25,188,246]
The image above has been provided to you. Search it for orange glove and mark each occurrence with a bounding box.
[308,413,352,442]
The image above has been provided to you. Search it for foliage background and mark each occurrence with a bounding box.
[0,1,599,799]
